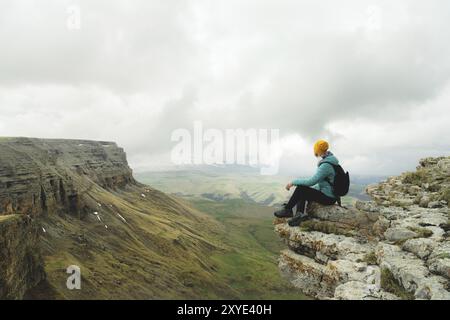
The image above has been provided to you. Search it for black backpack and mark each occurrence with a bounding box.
[319,161,350,205]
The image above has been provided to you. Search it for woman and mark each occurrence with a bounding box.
[274,139,338,226]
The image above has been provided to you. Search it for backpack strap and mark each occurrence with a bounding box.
[319,161,340,201]
[319,161,336,186]
[319,161,337,168]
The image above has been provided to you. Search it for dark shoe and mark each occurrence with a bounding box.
[274,208,293,218]
[288,213,310,227]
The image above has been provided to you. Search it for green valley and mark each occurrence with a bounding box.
[190,198,308,299]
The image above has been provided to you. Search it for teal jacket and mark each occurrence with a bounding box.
[292,151,338,199]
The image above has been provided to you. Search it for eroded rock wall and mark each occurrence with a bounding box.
[0,137,135,218]
[0,215,45,299]
[0,137,136,299]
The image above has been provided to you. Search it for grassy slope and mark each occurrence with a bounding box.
[28,168,366,300]
[28,183,307,299]
[26,177,240,299]
[178,198,308,300]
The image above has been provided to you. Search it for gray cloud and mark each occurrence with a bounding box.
[0,0,449,175]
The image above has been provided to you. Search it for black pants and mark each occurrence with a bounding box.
[286,185,336,214]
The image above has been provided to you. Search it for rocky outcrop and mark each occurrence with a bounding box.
[0,215,45,299]
[275,156,450,300]
[0,137,136,299]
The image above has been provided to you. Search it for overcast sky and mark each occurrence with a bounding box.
[0,0,449,176]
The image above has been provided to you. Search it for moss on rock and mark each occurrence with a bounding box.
[380,268,415,300]
[299,220,355,237]
[362,251,378,265]
[402,171,428,186]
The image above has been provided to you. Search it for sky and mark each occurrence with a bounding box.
[0,0,449,176]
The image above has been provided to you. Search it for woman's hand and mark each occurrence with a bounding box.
[285,182,293,191]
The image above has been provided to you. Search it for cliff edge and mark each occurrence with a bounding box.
[274,156,450,300]
[0,137,225,299]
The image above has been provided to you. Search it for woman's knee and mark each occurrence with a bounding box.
[296,185,308,191]
[296,185,314,196]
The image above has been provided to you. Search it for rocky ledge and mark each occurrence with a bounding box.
[274,156,450,300]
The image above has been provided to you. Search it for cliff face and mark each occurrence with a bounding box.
[0,215,45,299]
[0,137,135,298]
[275,156,450,300]
[0,137,225,299]
[0,137,135,218]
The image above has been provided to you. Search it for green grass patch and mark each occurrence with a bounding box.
[402,171,427,186]
[380,268,415,300]
[0,215,19,223]
[407,226,433,238]
[299,220,354,237]
[439,188,450,204]
[362,251,378,265]
[436,253,450,259]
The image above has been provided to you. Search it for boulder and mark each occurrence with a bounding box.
[419,196,431,208]
[279,249,382,300]
[376,243,450,299]
[402,238,436,259]
[306,202,379,236]
[334,281,399,300]
[372,216,390,238]
[275,223,373,262]
[428,201,443,209]
[427,242,450,279]
[355,200,379,212]
[384,227,418,242]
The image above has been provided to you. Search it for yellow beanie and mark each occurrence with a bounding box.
[314,140,329,157]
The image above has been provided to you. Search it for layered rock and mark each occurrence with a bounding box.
[275,156,450,300]
[0,137,135,218]
[0,215,45,299]
[0,137,136,299]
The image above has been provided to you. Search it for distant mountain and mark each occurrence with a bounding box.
[136,167,385,206]
[136,169,289,206]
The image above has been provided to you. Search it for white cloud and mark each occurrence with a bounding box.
[0,0,449,175]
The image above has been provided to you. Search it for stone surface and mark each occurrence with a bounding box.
[427,242,450,280]
[402,238,436,259]
[275,156,450,300]
[334,281,399,300]
[307,202,379,226]
[276,223,373,262]
[384,227,418,242]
